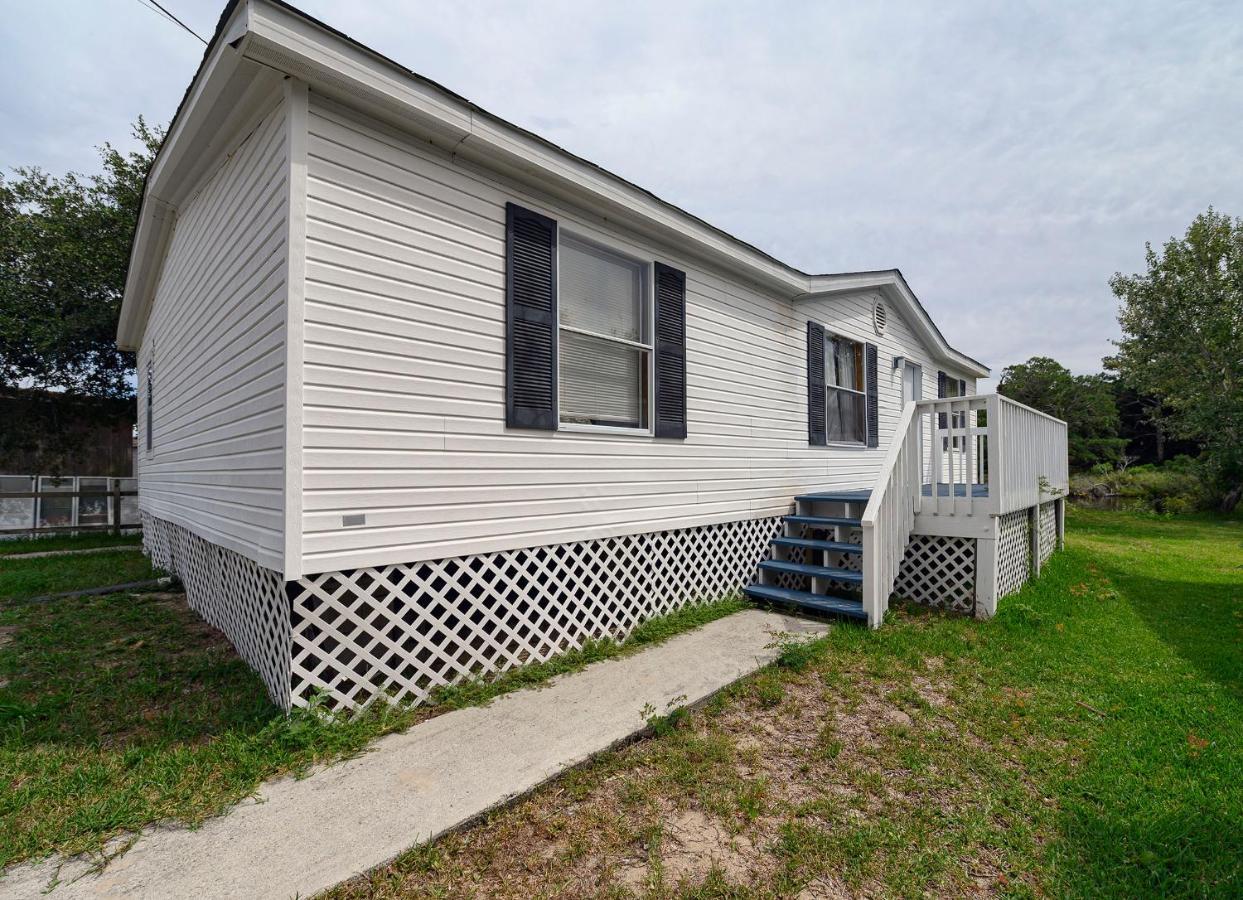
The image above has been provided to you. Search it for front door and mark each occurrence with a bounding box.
[902,362,922,405]
[903,363,924,481]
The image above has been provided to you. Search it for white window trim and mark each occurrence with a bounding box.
[555,230,656,436]
[823,329,867,447]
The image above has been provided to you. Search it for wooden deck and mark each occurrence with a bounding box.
[921,483,990,498]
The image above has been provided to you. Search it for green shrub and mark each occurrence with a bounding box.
[1071,457,1210,513]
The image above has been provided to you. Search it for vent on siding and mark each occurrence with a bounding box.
[873,301,888,336]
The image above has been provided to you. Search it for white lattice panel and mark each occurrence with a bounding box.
[143,514,292,708]
[893,535,976,613]
[1039,502,1057,564]
[288,517,783,710]
[996,509,1031,598]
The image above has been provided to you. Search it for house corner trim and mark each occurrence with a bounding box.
[282,77,309,581]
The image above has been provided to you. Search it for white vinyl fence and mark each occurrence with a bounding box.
[0,475,139,537]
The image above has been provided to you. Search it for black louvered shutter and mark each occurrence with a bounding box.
[653,263,688,438]
[959,378,967,396]
[807,321,826,445]
[937,370,948,429]
[865,343,879,448]
[505,203,557,430]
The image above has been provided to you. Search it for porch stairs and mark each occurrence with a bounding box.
[743,489,872,622]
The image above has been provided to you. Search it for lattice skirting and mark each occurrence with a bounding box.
[287,517,785,710]
[143,514,292,707]
[1038,501,1057,565]
[997,509,1032,598]
[894,535,976,613]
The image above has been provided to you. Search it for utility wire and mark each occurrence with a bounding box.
[134,0,208,45]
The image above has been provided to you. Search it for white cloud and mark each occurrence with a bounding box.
[3,0,1240,377]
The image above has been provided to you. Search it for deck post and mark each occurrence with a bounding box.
[985,394,1003,516]
[1055,497,1065,550]
[111,479,122,537]
[974,517,999,618]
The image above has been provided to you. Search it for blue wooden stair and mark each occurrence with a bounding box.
[770,536,863,555]
[743,585,868,621]
[758,559,863,583]
[743,488,872,623]
[782,514,861,528]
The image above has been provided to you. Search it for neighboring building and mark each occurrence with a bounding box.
[117,0,1067,710]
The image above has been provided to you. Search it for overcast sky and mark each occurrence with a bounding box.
[3,0,1241,384]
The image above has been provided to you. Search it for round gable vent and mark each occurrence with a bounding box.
[872,300,888,336]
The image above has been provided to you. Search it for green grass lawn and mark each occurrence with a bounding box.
[0,532,143,556]
[328,507,1242,899]
[2,511,1239,896]
[0,547,158,602]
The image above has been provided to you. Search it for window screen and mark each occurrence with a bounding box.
[558,236,650,429]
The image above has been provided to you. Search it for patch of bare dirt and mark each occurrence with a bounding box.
[329,662,1032,899]
[660,805,766,885]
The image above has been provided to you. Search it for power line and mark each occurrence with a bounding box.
[134,0,208,45]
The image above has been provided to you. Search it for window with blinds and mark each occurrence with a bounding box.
[558,235,651,429]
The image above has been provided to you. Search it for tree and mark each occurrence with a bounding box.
[997,356,1126,470]
[0,119,162,400]
[1111,209,1243,511]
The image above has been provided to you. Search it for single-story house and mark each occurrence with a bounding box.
[118,0,1068,711]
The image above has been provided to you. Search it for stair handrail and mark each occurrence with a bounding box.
[860,400,921,628]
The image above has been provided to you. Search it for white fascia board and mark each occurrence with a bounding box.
[241,0,808,298]
[120,0,987,377]
[116,2,252,350]
[799,271,990,378]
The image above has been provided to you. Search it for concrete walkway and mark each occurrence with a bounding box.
[2,609,829,900]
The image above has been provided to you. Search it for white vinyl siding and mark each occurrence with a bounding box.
[299,94,960,575]
[136,99,289,571]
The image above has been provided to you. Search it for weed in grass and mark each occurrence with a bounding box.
[771,633,826,672]
[814,725,843,762]
[644,699,690,738]
[734,778,767,823]
[751,672,785,708]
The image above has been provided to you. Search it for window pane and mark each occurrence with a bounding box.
[824,336,862,391]
[560,330,648,428]
[560,236,645,342]
[826,387,866,443]
[838,338,862,390]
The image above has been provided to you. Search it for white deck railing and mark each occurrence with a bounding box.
[917,395,992,516]
[992,394,1069,514]
[911,393,1068,517]
[861,393,1068,625]
[860,401,921,628]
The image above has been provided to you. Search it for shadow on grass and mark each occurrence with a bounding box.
[1037,509,1243,896]
[1103,567,1243,701]
[0,590,281,750]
